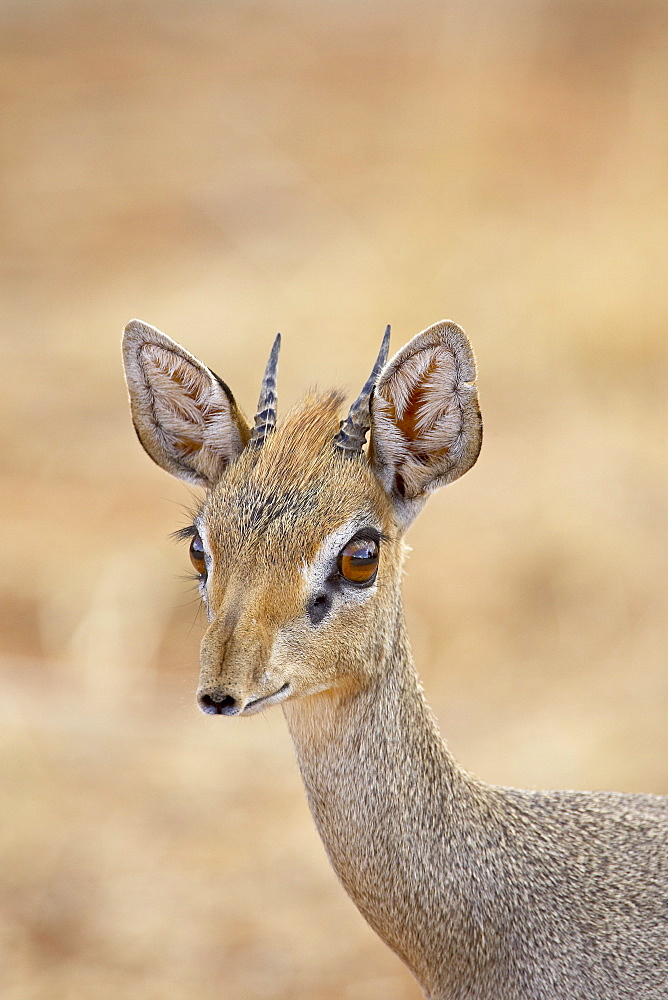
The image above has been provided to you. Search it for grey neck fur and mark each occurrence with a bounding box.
[283,606,668,1000]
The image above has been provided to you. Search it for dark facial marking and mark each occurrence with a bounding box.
[307,589,333,627]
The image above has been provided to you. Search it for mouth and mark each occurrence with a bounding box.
[241,682,291,716]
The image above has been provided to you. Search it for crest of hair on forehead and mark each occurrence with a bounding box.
[218,389,356,498]
[253,390,345,476]
[206,389,391,558]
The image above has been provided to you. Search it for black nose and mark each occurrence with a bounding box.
[198,691,240,716]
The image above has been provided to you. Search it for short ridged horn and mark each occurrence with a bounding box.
[333,325,391,455]
[249,333,281,447]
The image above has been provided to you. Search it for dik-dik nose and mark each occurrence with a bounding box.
[197,688,241,716]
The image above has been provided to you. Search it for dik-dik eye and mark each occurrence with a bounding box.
[338,537,379,586]
[189,531,207,578]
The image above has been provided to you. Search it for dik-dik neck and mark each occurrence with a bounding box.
[282,616,488,995]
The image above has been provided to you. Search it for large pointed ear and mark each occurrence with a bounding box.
[122,319,250,488]
[370,321,482,527]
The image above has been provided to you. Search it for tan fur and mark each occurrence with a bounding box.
[123,318,668,1000]
[198,392,395,709]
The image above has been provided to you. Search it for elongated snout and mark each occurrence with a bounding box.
[196,589,290,717]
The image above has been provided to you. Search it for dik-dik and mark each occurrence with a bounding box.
[122,318,668,1000]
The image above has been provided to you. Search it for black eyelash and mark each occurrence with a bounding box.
[171,523,198,544]
[176,570,206,586]
[347,527,388,546]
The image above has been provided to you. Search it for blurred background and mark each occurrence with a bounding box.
[1,1,667,997]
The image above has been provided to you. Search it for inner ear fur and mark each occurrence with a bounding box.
[370,320,482,518]
[122,319,250,488]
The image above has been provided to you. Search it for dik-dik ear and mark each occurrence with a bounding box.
[370,321,482,527]
[122,319,250,488]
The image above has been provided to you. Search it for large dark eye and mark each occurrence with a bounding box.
[189,532,207,578]
[338,537,379,586]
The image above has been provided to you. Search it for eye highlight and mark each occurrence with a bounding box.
[189,531,207,578]
[338,537,379,586]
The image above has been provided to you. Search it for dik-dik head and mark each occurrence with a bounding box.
[122,320,482,715]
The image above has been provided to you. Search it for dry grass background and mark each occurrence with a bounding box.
[1,1,667,997]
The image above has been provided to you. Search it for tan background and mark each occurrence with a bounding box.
[2,2,667,997]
